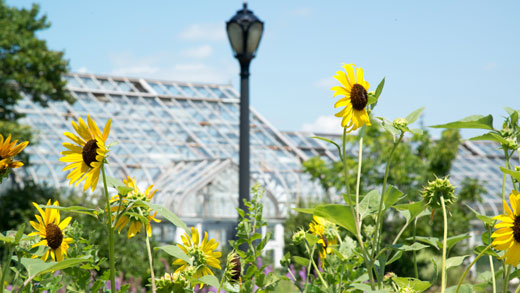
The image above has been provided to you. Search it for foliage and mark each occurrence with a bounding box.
[0,0,73,121]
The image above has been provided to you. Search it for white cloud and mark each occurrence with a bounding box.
[108,52,234,84]
[301,115,343,134]
[77,66,88,73]
[181,45,213,59]
[314,77,337,89]
[178,23,226,41]
[110,53,159,76]
[289,7,312,17]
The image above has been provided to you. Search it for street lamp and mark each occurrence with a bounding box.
[226,3,264,213]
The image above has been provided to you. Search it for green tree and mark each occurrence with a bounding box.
[0,0,72,121]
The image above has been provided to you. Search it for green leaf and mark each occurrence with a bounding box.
[117,186,134,196]
[293,256,310,267]
[392,242,429,251]
[21,257,89,283]
[377,117,400,137]
[386,250,403,265]
[40,205,97,217]
[374,78,385,99]
[446,284,473,293]
[106,175,125,188]
[500,167,520,182]
[0,234,14,243]
[305,233,319,247]
[446,255,468,270]
[393,201,426,222]
[311,136,342,159]
[383,185,404,210]
[15,224,25,243]
[410,128,424,135]
[223,282,241,292]
[505,107,518,115]
[314,204,357,236]
[411,236,440,250]
[473,245,499,257]
[142,202,188,234]
[430,114,494,130]
[466,205,494,226]
[156,245,192,265]
[444,233,471,250]
[469,132,508,144]
[393,277,431,292]
[197,275,219,288]
[405,107,426,124]
[293,207,315,215]
[358,190,380,220]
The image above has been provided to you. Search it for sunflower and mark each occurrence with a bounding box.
[111,176,161,238]
[331,64,371,132]
[59,115,111,192]
[28,200,73,262]
[0,133,29,177]
[492,190,520,266]
[173,227,222,279]
[309,216,338,265]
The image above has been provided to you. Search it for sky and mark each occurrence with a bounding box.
[7,0,520,137]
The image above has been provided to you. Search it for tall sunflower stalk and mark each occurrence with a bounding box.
[332,64,377,288]
[60,115,117,292]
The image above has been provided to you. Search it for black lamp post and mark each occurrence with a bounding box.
[226,3,264,213]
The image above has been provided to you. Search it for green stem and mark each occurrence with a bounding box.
[303,242,328,288]
[373,132,404,283]
[145,235,156,292]
[341,127,375,289]
[0,244,14,293]
[504,265,511,293]
[455,243,492,293]
[355,133,364,224]
[310,254,328,288]
[413,217,419,279]
[304,243,314,285]
[440,196,448,293]
[101,164,116,293]
[489,255,496,293]
[217,271,225,292]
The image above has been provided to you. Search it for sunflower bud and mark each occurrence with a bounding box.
[225,251,241,282]
[504,137,519,150]
[384,272,396,281]
[156,272,189,292]
[421,176,456,209]
[292,229,306,244]
[393,118,409,132]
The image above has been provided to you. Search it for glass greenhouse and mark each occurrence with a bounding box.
[11,73,515,266]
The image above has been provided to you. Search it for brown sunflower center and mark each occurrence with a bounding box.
[514,216,520,243]
[230,255,241,281]
[350,83,368,111]
[46,223,63,250]
[82,139,98,167]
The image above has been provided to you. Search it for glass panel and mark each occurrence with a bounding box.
[64,76,82,88]
[79,77,100,89]
[114,80,133,92]
[180,85,195,97]
[194,86,212,98]
[164,84,182,96]
[211,87,227,98]
[98,79,118,91]
[149,82,168,95]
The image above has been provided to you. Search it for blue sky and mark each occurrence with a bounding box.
[7,0,520,137]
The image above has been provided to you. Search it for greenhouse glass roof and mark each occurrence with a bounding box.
[14,73,333,220]
[12,73,514,220]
